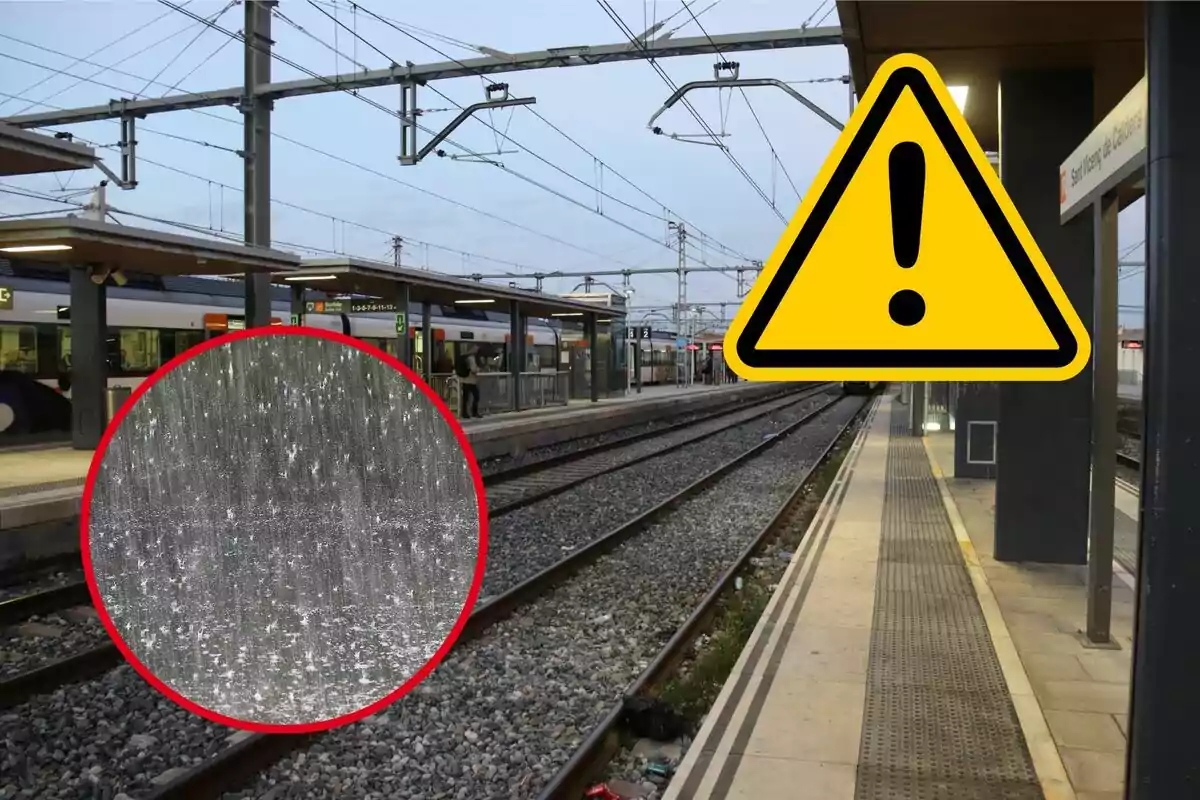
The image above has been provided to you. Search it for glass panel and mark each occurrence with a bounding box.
[119,328,161,373]
[0,324,38,373]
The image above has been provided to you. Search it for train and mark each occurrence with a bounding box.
[842,381,882,395]
[0,271,691,392]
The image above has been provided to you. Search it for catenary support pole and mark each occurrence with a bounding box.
[242,0,275,328]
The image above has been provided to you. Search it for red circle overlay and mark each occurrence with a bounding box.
[80,326,489,734]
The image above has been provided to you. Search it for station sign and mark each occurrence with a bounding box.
[685,343,701,351]
[1121,340,1144,350]
[627,326,654,341]
[305,299,399,314]
[0,286,12,311]
[708,343,724,352]
[1060,75,1147,223]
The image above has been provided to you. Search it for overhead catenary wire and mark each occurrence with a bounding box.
[0,0,195,114]
[0,43,647,270]
[343,1,750,264]
[133,0,238,99]
[682,2,803,205]
[594,0,787,223]
[156,0,690,271]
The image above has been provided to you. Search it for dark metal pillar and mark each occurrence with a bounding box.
[420,301,432,384]
[1085,194,1119,646]
[289,285,304,326]
[242,0,275,328]
[587,315,599,403]
[994,68,1095,564]
[1128,2,1200,795]
[70,266,106,450]
[509,300,522,412]
[909,381,926,436]
[394,283,410,367]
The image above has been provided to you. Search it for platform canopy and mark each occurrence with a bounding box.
[0,123,98,176]
[837,0,1144,151]
[0,216,301,276]
[280,257,625,320]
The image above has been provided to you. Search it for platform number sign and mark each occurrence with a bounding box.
[627,328,638,342]
[640,326,653,340]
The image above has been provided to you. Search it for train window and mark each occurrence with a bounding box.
[119,328,160,373]
[0,323,38,373]
[162,330,204,363]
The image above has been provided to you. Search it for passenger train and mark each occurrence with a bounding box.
[0,268,685,391]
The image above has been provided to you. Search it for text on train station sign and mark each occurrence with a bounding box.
[724,53,1089,383]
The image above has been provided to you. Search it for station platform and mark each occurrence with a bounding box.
[666,393,1132,800]
[0,380,777,531]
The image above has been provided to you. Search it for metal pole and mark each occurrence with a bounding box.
[510,300,522,412]
[69,267,106,450]
[1085,194,1118,646]
[910,382,926,436]
[1128,2,1200,796]
[421,301,432,384]
[243,0,275,328]
[588,314,599,403]
[394,283,411,367]
[289,284,304,326]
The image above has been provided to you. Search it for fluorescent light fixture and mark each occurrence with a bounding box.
[283,274,338,281]
[0,244,73,253]
[551,312,584,317]
[923,421,943,432]
[947,85,969,114]
[598,318,611,323]
[454,298,495,305]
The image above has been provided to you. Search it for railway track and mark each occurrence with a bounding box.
[2,389,860,799]
[483,384,832,515]
[0,387,833,710]
[540,396,875,798]
[139,393,862,800]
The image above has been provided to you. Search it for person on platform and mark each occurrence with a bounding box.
[455,346,482,419]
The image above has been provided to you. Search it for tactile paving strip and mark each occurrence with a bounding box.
[854,404,1043,800]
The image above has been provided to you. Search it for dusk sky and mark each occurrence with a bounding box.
[0,0,1147,326]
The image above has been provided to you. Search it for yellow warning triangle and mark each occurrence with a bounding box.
[724,54,1090,382]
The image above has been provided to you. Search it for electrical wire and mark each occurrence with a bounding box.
[134,0,237,99]
[0,0,194,114]
[595,0,786,223]
[682,2,802,205]
[157,0,671,268]
[343,1,750,263]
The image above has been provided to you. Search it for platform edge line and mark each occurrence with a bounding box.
[664,395,881,800]
[922,437,1077,800]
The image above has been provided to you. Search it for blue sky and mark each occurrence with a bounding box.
[0,0,1146,326]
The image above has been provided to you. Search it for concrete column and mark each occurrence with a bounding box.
[1127,3,1200,795]
[909,381,926,436]
[953,382,1000,479]
[994,68,1095,564]
[70,267,106,450]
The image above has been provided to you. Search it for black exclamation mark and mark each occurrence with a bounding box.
[887,141,926,327]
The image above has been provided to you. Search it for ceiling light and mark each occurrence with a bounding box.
[0,244,73,253]
[551,312,584,317]
[283,274,338,281]
[947,85,969,114]
[454,298,495,305]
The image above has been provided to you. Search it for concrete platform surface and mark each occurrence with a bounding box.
[665,394,1131,800]
[0,381,787,529]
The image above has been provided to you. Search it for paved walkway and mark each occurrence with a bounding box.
[665,396,1135,800]
[927,433,1133,800]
